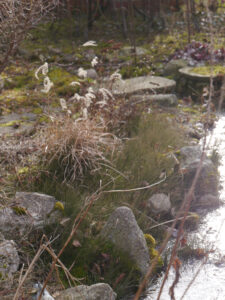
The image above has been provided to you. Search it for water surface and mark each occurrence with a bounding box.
[146,115,225,300]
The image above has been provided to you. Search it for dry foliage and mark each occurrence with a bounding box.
[0,0,58,73]
[39,117,120,183]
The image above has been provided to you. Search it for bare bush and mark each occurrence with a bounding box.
[0,0,59,73]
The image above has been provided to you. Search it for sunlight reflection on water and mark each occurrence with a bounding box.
[146,115,225,300]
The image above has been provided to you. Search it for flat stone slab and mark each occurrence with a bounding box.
[112,76,176,96]
[0,113,36,124]
[130,94,178,107]
[0,113,36,135]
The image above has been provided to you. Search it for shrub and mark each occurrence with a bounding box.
[0,0,58,74]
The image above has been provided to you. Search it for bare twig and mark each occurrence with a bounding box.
[104,173,166,193]
[0,0,58,74]
[13,238,48,300]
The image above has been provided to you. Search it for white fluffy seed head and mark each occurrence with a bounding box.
[78,68,87,78]
[82,40,97,47]
[35,62,49,80]
[41,76,54,93]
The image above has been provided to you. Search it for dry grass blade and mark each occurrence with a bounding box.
[39,117,120,182]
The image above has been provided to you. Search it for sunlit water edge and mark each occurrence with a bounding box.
[145,114,225,300]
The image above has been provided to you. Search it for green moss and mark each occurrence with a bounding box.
[54,201,64,212]
[191,65,225,76]
[48,67,80,97]
[12,205,27,215]
[0,89,27,104]
[39,115,50,123]
[0,120,20,127]
[144,234,164,268]
[4,72,36,90]
[120,64,152,79]
[144,234,156,248]
[17,167,29,174]
[149,248,164,267]
[181,106,199,114]
[32,107,43,114]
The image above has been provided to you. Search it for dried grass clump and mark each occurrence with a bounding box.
[40,117,120,183]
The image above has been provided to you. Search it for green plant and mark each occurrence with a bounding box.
[60,237,141,299]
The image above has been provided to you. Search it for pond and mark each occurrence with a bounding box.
[145,114,225,300]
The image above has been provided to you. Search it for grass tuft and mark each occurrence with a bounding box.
[39,117,120,183]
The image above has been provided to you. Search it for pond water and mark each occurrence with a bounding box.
[145,114,225,300]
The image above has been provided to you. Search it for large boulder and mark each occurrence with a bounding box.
[163,59,187,79]
[0,236,20,282]
[130,94,178,107]
[0,192,61,239]
[179,146,218,202]
[147,193,171,215]
[100,206,150,275]
[56,283,116,300]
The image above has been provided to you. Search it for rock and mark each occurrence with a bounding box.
[163,59,187,78]
[56,283,117,300]
[61,54,78,64]
[0,113,37,136]
[184,125,203,140]
[196,194,220,208]
[100,206,150,275]
[0,192,60,239]
[48,46,62,55]
[112,76,176,96]
[84,49,96,60]
[179,146,218,199]
[120,46,148,56]
[0,238,20,280]
[180,145,202,164]
[179,67,215,82]
[86,68,98,79]
[130,94,178,107]
[147,193,171,215]
[178,67,223,101]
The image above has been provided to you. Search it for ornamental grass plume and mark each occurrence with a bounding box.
[82,40,97,47]
[77,67,87,78]
[91,56,98,67]
[39,117,119,183]
[41,76,54,93]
